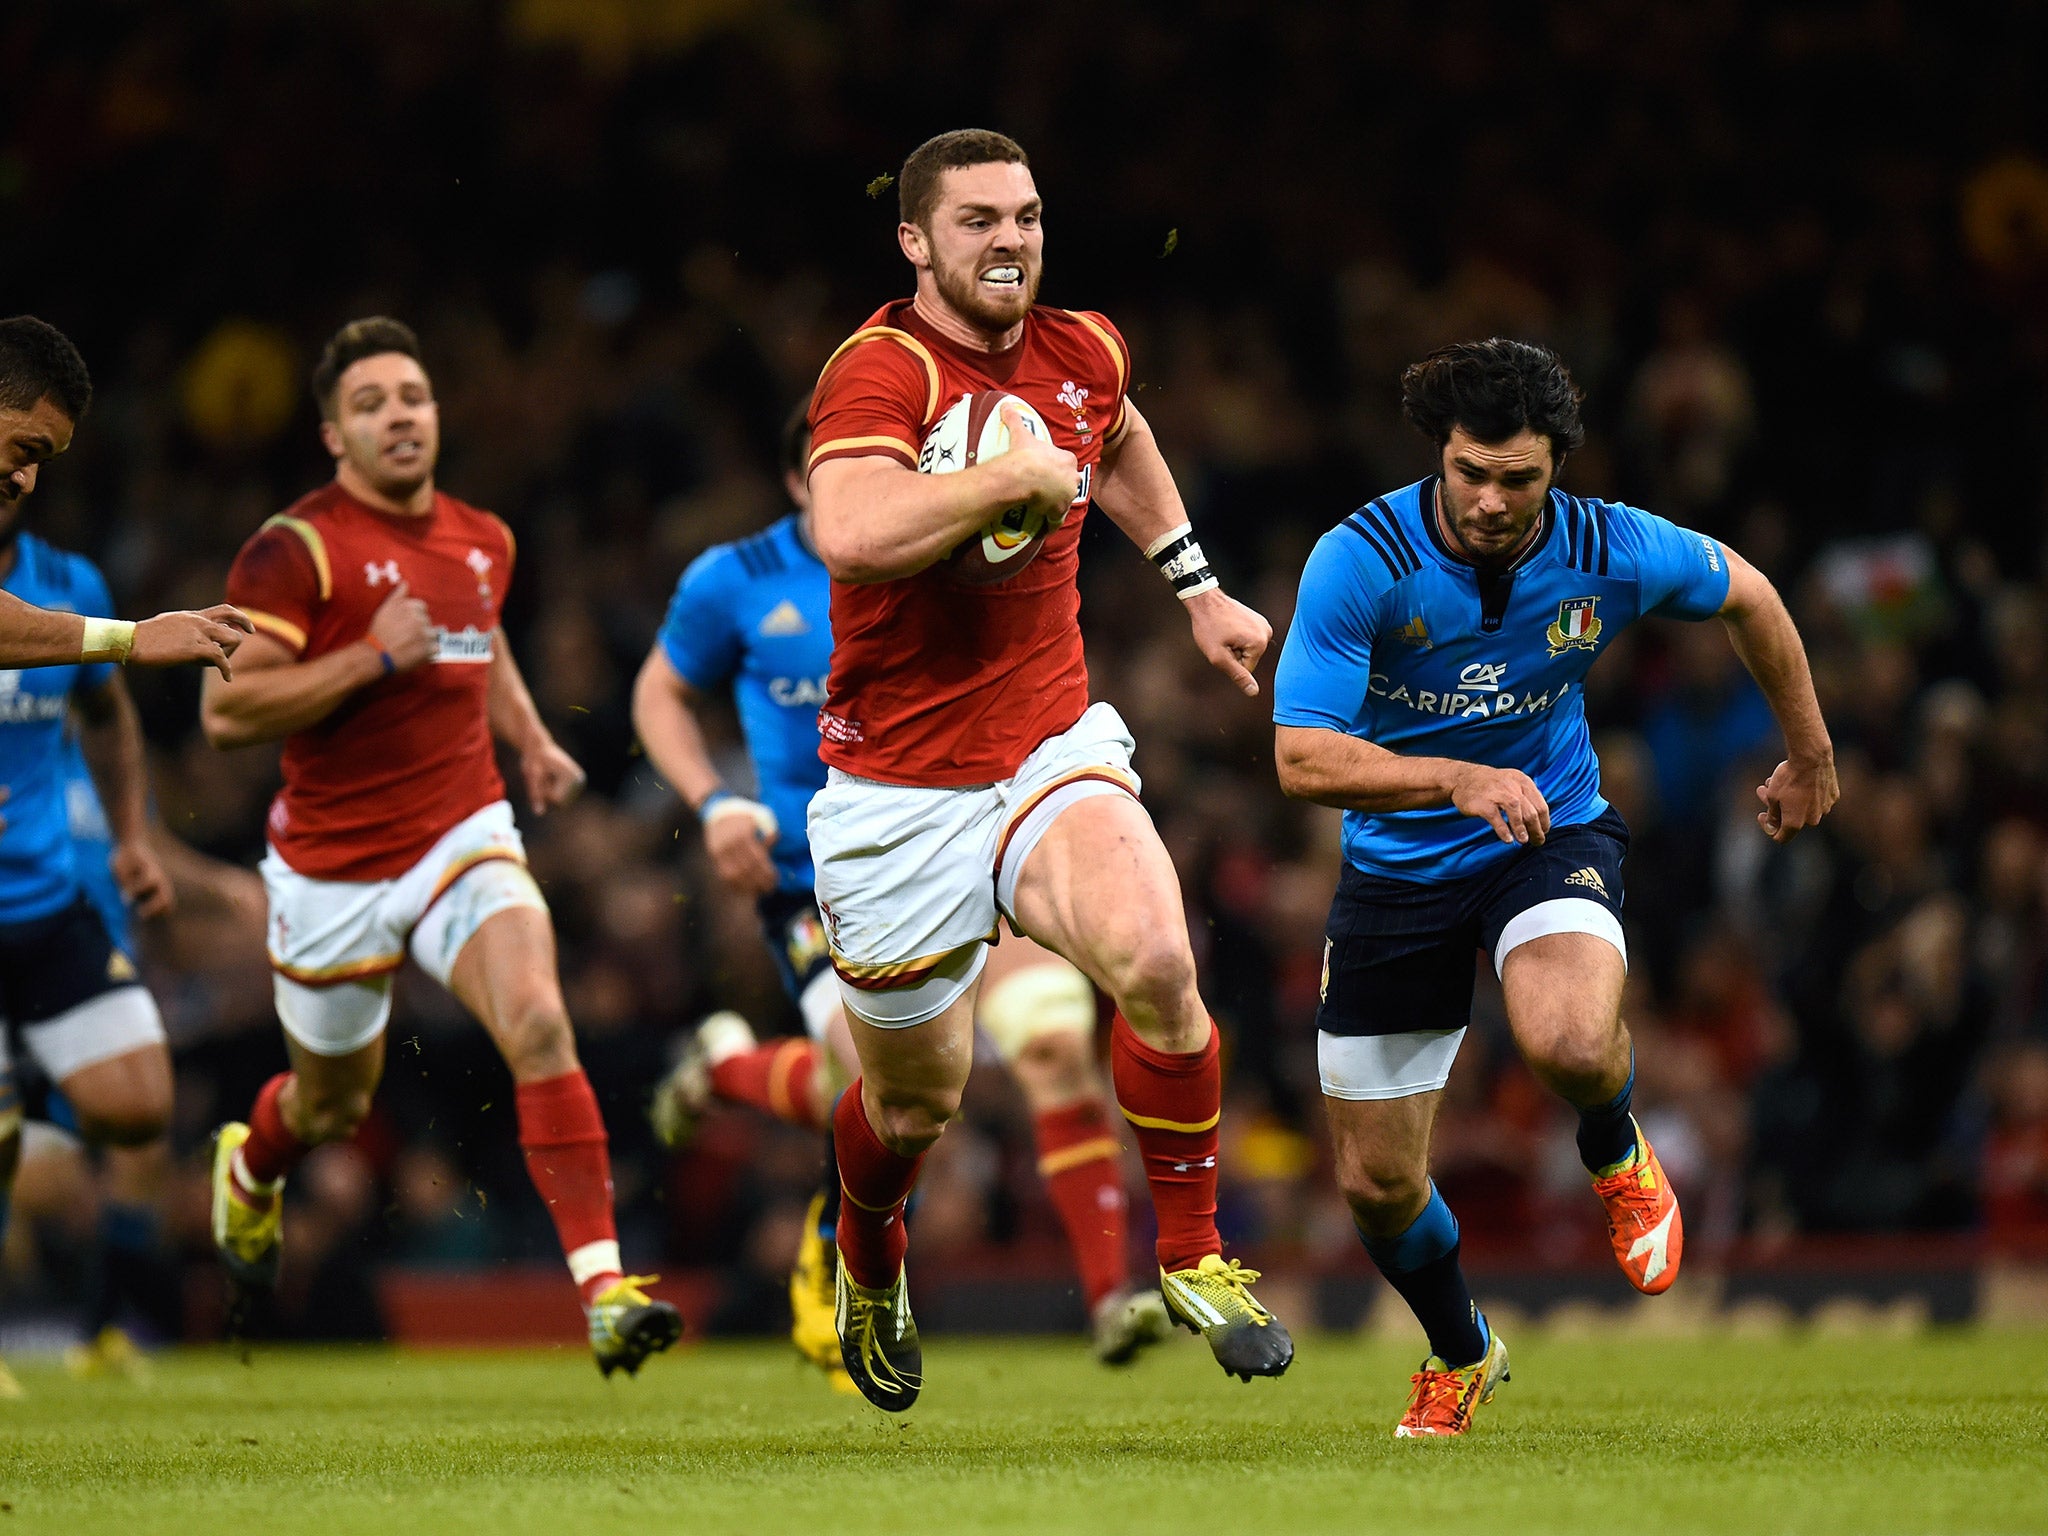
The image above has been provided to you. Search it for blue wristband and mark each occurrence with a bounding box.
[697,788,735,822]
[369,641,396,676]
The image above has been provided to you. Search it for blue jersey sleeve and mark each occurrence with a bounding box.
[1273,526,1388,732]
[658,548,745,692]
[1610,503,1731,621]
[71,557,118,693]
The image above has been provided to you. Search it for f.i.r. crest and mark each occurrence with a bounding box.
[1546,596,1602,656]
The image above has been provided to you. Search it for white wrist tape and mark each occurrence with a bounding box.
[1144,521,1219,600]
[81,617,137,663]
[703,794,779,842]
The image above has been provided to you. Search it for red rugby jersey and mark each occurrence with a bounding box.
[224,483,515,881]
[807,300,1132,785]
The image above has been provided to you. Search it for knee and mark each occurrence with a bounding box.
[1108,929,1200,1020]
[1335,1158,1431,1235]
[870,1085,961,1156]
[1525,1015,1625,1097]
[499,997,579,1080]
[293,1081,374,1144]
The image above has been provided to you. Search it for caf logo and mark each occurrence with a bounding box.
[1547,596,1603,656]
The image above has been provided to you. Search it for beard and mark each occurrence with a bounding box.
[932,249,1040,335]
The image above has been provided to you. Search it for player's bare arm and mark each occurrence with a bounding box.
[1715,547,1838,842]
[1275,725,1552,846]
[74,674,173,917]
[198,580,433,748]
[810,414,1078,583]
[487,634,584,815]
[0,586,250,676]
[630,648,777,895]
[1093,399,1272,697]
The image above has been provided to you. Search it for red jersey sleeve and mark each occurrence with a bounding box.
[225,515,329,655]
[807,327,943,476]
[1066,309,1135,445]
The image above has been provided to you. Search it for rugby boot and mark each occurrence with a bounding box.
[588,1275,683,1378]
[1394,1327,1510,1438]
[209,1122,282,1292]
[836,1261,922,1412]
[649,1011,757,1150]
[65,1325,152,1383]
[1159,1255,1294,1382]
[790,1191,858,1394]
[1091,1285,1176,1366]
[1590,1116,1683,1295]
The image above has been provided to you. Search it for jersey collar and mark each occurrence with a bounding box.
[1418,476,1559,575]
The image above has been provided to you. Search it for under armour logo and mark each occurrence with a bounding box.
[1172,1156,1218,1173]
[365,560,402,587]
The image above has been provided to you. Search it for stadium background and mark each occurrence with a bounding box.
[5,0,2048,1344]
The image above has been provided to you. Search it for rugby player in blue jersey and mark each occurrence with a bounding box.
[633,410,1169,1383]
[1273,339,1837,1436]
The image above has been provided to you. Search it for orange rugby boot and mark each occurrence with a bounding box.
[1589,1116,1683,1294]
[1394,1329,1510,1438]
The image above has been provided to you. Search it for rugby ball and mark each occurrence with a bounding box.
[918,390,1055,584]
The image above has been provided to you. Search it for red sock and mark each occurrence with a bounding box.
[833,1081,924,1289]
[710,1038,826,1133]
[236,1073,309,1198]
[515,1070,621,1305]
[1033,1098,1129,1311]
[1110,1013,1221,1272]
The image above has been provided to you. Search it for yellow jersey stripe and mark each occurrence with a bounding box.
[270,953,405,985]
[1064,310,1129,394]
[261,513,332,601]
[819,326,943,424]
[1120,1106,1222,1134]
[809,434,917,468]
[241,608,308,652]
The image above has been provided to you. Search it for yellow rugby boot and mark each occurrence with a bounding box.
[1590,1117,1683,1295]
[65,1325,152,1383]
[1395,1327,1511,1438]
[836,1262,922,1412]
[588,1275,684,1378]
[790,1192,857,1393]
[1159,1255,1294,1381]
[209,1123,282,1291]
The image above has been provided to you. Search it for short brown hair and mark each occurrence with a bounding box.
[311,316,424,419]
[897,129,1029,228]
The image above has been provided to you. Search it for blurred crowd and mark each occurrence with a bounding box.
[6,0,2048,1340]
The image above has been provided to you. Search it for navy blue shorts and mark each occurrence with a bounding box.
[1316,809,1629,1039]
[757,887,833,1004]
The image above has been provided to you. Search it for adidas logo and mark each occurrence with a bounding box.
[1564,866,1607,896]
[757,599,810,637]
[1397,615,1431,648]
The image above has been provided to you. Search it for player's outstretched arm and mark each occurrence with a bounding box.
[200,581,433,748]
[1715,548,1839,842]
[0,591,250,675]
[1094,402,1271,697]
[810,411,1078,583]
[630,647,778,895]
[74,674,172,918]
[1275,726,1553,846]
[487,635,585,815]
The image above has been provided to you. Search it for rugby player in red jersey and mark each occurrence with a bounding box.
[804,130,1292,1409]
[198,318,680,1375]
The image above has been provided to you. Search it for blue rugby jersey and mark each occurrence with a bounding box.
[0,534,119,922]
[62,734,132,952]
[657,513,831,892]
[1273,476,1731,882]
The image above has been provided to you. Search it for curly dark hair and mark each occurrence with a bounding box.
[311,316,425,420]
[898,129,1029,228]
[1400,338,1585,458]
[0,316,92,424]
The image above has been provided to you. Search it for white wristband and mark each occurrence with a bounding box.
[81,617,136,663]
[703,794,780,842]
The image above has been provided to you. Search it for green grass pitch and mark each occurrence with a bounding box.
[2,1331,2044,1535]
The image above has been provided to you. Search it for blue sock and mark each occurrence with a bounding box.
[1575,1056,1638,1173]
[1359,1183,1487,1367]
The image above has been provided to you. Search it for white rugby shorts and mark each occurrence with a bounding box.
[261,800,549,1057]
[808,701,1141,1027]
